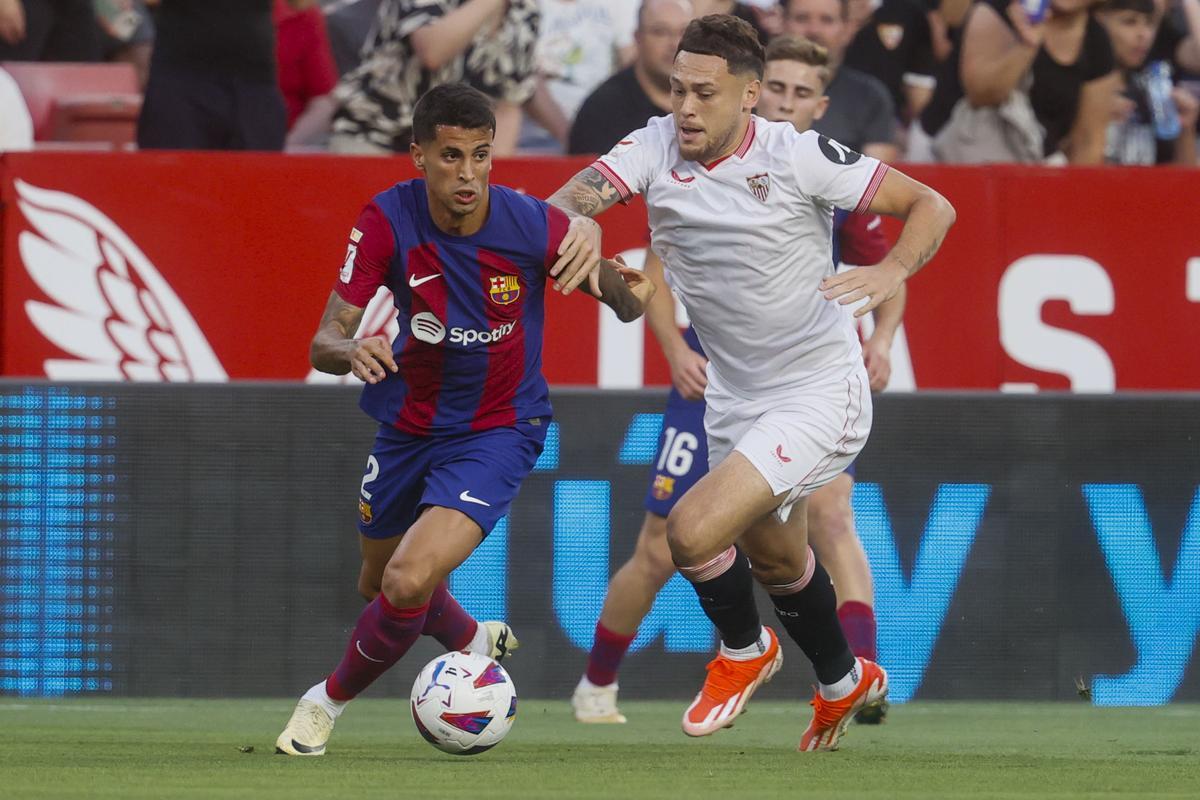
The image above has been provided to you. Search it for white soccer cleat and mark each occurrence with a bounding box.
[572,677,628,724]
[275,698,336,756]
[480,620,519,662]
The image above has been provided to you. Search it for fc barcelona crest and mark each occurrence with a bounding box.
[652,474,676,501]
[746,173,770,202]
[489,275,521,305]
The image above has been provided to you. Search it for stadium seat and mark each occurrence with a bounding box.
[0,62,141,146]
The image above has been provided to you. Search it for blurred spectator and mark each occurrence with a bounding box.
[843,0,938,123]
[0,64,34,149]
[1150,0,1200,73]
[567,0,691,154]
[137,0,286,150]
[94,0,153,88]
[330,0,540,156]
[921,0,1118,164]
[0,0,101,61]
[321,0,382,75]
[519,0,639,152]
[275,0,340,148]
[692,0,782,42]
[784,0,900,160]
[1099,0,1198,162]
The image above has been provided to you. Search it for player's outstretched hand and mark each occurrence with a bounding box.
[820,262,906,318]
[617,264,655,303]
[862,336,893,391]
[551,216,602,296]
[349,335,398,384]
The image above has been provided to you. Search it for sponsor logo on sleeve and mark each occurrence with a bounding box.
[817,135,862,165]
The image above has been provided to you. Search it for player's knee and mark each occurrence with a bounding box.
[665,505,715,566]
[380,561,438,607]
[749,550,808,586]
[808,497,854,545]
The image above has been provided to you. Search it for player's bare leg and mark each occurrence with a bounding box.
[359,533,518,661]
[806,474,886,723]
[667,452,787,736]
[573,512,676,723]
[276,508,485,756]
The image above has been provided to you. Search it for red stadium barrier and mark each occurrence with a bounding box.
[2,152,1197,390]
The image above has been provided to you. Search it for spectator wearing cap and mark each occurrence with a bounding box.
[784,0,900,160]
[568,0,692,154]
[1099,0,1198,162]
[137,0,287,150]
[329,0,541,156]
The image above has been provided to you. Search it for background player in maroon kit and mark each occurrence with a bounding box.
[275,83,651,756]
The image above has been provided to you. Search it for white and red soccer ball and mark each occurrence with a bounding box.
[410,651,517,755]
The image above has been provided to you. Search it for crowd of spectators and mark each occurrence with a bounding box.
[1,0,1198,164]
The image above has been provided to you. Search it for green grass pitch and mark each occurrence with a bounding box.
[2,699,1198,799]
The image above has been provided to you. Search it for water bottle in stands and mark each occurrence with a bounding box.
[1020,0,1050,24]
[1146,60,1181,140]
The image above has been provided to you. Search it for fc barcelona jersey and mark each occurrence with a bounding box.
[334,180,568,435]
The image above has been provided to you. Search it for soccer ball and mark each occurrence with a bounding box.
[410,650,517,755]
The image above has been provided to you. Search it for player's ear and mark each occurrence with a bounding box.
[409,141,425,172]
[814,95,830,122]
[743,78,761,113]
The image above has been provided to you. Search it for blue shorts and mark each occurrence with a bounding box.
[644,390,709,517]
[641,391,855,517]
[357,421,547,539]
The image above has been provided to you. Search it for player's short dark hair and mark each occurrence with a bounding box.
[676,14,765,80]
[765,35,832,88]
[1098,0,1154,13]
[411,84,496,145]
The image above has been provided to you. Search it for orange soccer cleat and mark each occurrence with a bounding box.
[682,627,783,737]
[798,657,889,752]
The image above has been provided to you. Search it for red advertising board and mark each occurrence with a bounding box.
[2,152,1198,390]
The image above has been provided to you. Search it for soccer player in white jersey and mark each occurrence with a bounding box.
[548,14,954,751]
[571,34,902,729]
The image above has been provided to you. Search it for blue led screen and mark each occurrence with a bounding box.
[1,383,1196,704]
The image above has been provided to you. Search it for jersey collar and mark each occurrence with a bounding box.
[701,116,756,171]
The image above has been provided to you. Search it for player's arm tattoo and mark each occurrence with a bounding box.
[309,291,367,375]
[547,166,622,218]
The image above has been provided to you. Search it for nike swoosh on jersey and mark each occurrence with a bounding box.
[459,490,491,507]
[409,273,442,288]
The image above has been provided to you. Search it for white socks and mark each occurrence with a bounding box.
[303,680,348,719]
[819,659,863,701]
[720,627,771,662]
[465,622,490,656]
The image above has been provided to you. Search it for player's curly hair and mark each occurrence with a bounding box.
[677,14,765,80]
[411,84,497,145]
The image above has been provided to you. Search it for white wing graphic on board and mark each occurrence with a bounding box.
[16,179,227,381]
[306,286,400,384]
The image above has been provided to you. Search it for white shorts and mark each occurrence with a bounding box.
[704,369,873,523]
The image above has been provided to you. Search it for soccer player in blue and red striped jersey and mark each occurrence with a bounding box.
[276,84,652,757]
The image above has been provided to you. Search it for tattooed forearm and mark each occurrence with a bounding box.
[310,291,367,373]
[887,191,955,278]
[548,167,621,218]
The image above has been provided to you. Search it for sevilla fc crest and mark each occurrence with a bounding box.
[652,474,676,500]
[877,24,904,51]
[746,173,770,202]
[489,275,520,305]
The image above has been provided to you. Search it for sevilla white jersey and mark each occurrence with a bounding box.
[593,114,889,396]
